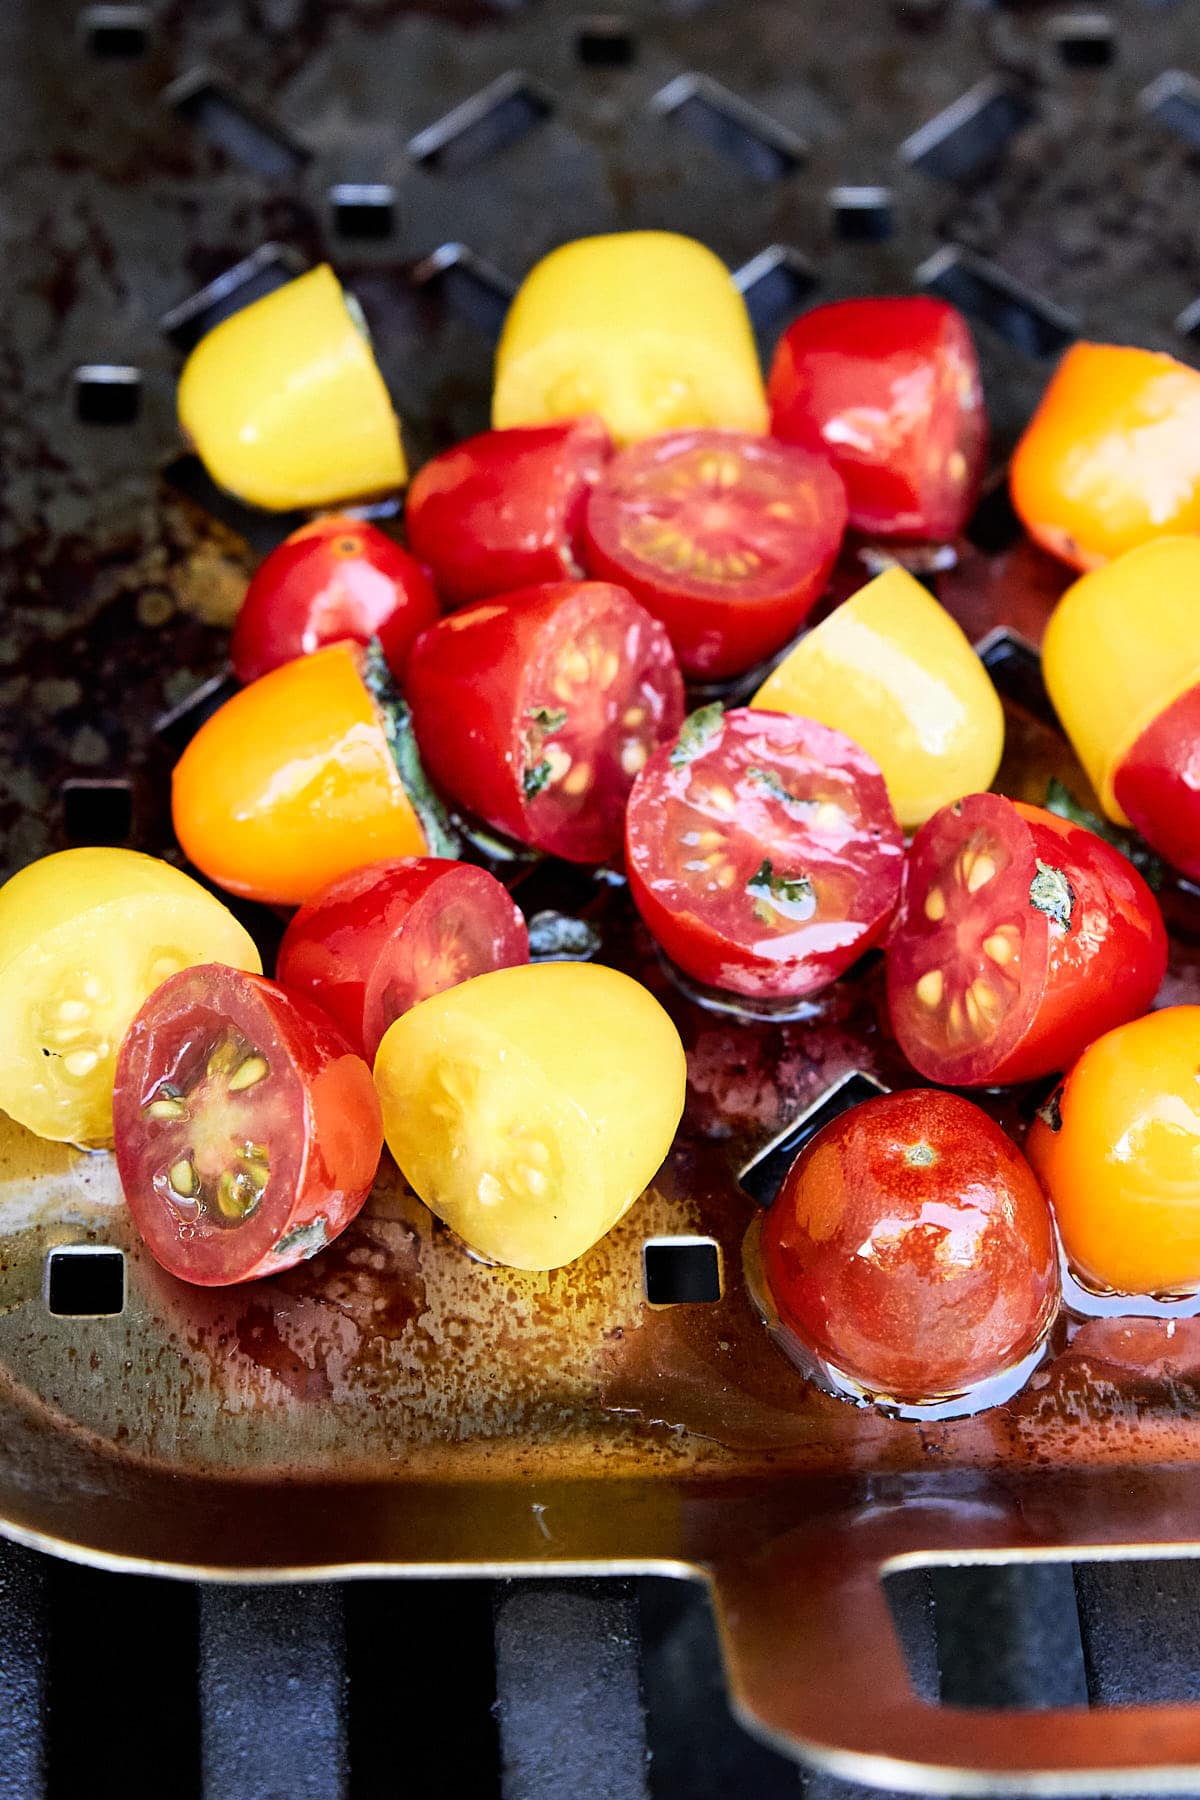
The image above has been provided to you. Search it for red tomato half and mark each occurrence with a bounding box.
[583,429,847,679]
[760,1090,1059,1406]
[230,516,440,684]
[625,706,903,998]
[766,297,987,542]
[276,857,530,1061]
[1113,681,1200,881]
[405,418,612,607]
[406,580,684,863]
[887,795,1167,1088]
[113,964,382,1286]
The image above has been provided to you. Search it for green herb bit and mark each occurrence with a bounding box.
[746,858,817,925]
[670,702,724,768]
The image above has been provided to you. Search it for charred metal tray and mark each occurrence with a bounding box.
[9,0,1200,1790]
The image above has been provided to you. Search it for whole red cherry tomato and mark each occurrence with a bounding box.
[760,1089,1059,1407]
[405,418,612,607]
[230,516,439,684]
[583,429,846,678]
[886,795,1166,1088]
[113,964,383,1286]
[276,857,529,1062]
[766,297,987,542]
[1112,683,1200,883]
[406,580,684,863]
[625,705,903,999]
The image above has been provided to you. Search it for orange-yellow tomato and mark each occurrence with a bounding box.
[1010,343,1200,571]
[1027,1006,1200,1297]
[172,643,448,907]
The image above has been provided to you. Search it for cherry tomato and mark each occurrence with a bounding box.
[625,706,903,999]
[1010,343,1200,570]
[230,516,439,685]
[760,1090,1059,1406]
[114,965,382,1286]
[766,297,986,542]
[0,849,261,1146]
[172,642,456,908]
[373,961,685,1269]
[887,795,1166,1088]
[405,419,611,607]
[1112,683,1200,881]
[1028,1007,1200,1297]
[406,580,683,864]
[276,858,529,1062]
[582,429,847,679]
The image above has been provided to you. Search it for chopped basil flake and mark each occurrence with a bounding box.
[1030,858,1075,931]
[747,765,811,808]
[670,702,724,768]
[746,858,817,924]
[527,910,601,961]
[523,759,553,800]
[1036,1087,1063,1133]
[527,706,568,733]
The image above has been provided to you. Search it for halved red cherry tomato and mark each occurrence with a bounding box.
[113,965,383,1286]
[406,580,684,863]
[625,706,903,999]
[886,795,1167,1088]
[766,297,987,542]
[276,857,529,1062]
[582,429,846,679]
[230,516,439,685]
[759,1090,1058,1407]
[405,418,612,607]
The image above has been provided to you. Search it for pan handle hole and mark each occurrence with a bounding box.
[643,1237,722,1306]
[80,5,151,57]
[62,778,133,846]
[45,1247,126,1318]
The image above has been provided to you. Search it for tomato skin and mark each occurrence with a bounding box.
[887,797,1167,1088]
[761,1090,1058,1404]
[582,429,847,679]
[1112,682,1200,881]
[766,297,987,541]
[406,581,684,863]
[230,517,439,685]
[405,419,611,607]
[1028,1008,1200,1297]
[113,965,382,1286]
[276,857,529,1061]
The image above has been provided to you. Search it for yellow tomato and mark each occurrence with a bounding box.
[373,962,686,1270]
[1042,537,1200,822]
[0,849,261,1145]
[492,232,768,445]
[750,565,1004,828]
[1028,1007,1200,1296]
[177,265,407,510]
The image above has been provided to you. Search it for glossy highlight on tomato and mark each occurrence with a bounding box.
[583,429,847,679]
[277,858,529,1062]
[114,964,383,1286]
[760,1090,1059,1408]
[625,706,904,1000]
[230,516,439,684]
[887,795,1166,1087]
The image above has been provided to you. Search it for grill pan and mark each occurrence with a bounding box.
[8,0,1200,1789]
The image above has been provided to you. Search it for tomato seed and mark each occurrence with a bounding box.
[519,1165,548,1195]
[57,1000,89,1023]
[916,969,944,1007]
[63,1048,99,1078]
[562,761,591,797]
[217,1169,257,1219]
[970,977,1002,1018]
[620,741,648,777]
[228,1054,269,1092]
[623,706,647,728]
[965,852,997,893]
[983,930,1016,965]
[924,887,946,922]
[144,1095,188,1121]
[207,1037,240,1079]
[168,1157,198,1198]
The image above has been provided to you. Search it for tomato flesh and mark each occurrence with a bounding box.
[1113,682,1200,881]
[406,580,684,863]
[887,795,1167,1087]
[625,706,903,999]
[277,858,529,1062]
[404,418,612,606]
[583,429,846,678]
[113,965,382,1285]
[760,1089,1059,1406]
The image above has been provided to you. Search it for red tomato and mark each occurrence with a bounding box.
[1113,681,1200,881]
[113,964,382,1286]
[886,795,1167,1087]
[276,857,529,1062]
[229,516,440,684]
[625,706,903,999]
[760,1090,1059,1406]
[582,429,847,679]
[406,580,684,864]
[766,297,987,542]
[405,418,612,607]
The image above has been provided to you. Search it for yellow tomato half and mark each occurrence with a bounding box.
[0,849,261,1144]
[373,961,686,1270]
[750,565,1004,828]
[492,232,768,445]
[178,265,407,510]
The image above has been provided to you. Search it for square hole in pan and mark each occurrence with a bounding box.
[62,779,133,845]
[329,183,397,239]
[738,1071,889,1207]
[829,185,894,242]
[163,69,310,177]
[917,245,1077,358]
[410,243,516,341]
[734,245,818,332]
[651,75,806,182]
[576,16,637,66]
[975,627,1056,727]
[1051,12,1116,67]
[408,73,552,172]
[160,244,307,353]
[74,365,141,425]
[45,1247,126,1318]
[79,4,151,57]
[643,1237,722,1306]
[901,79,1033,182]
